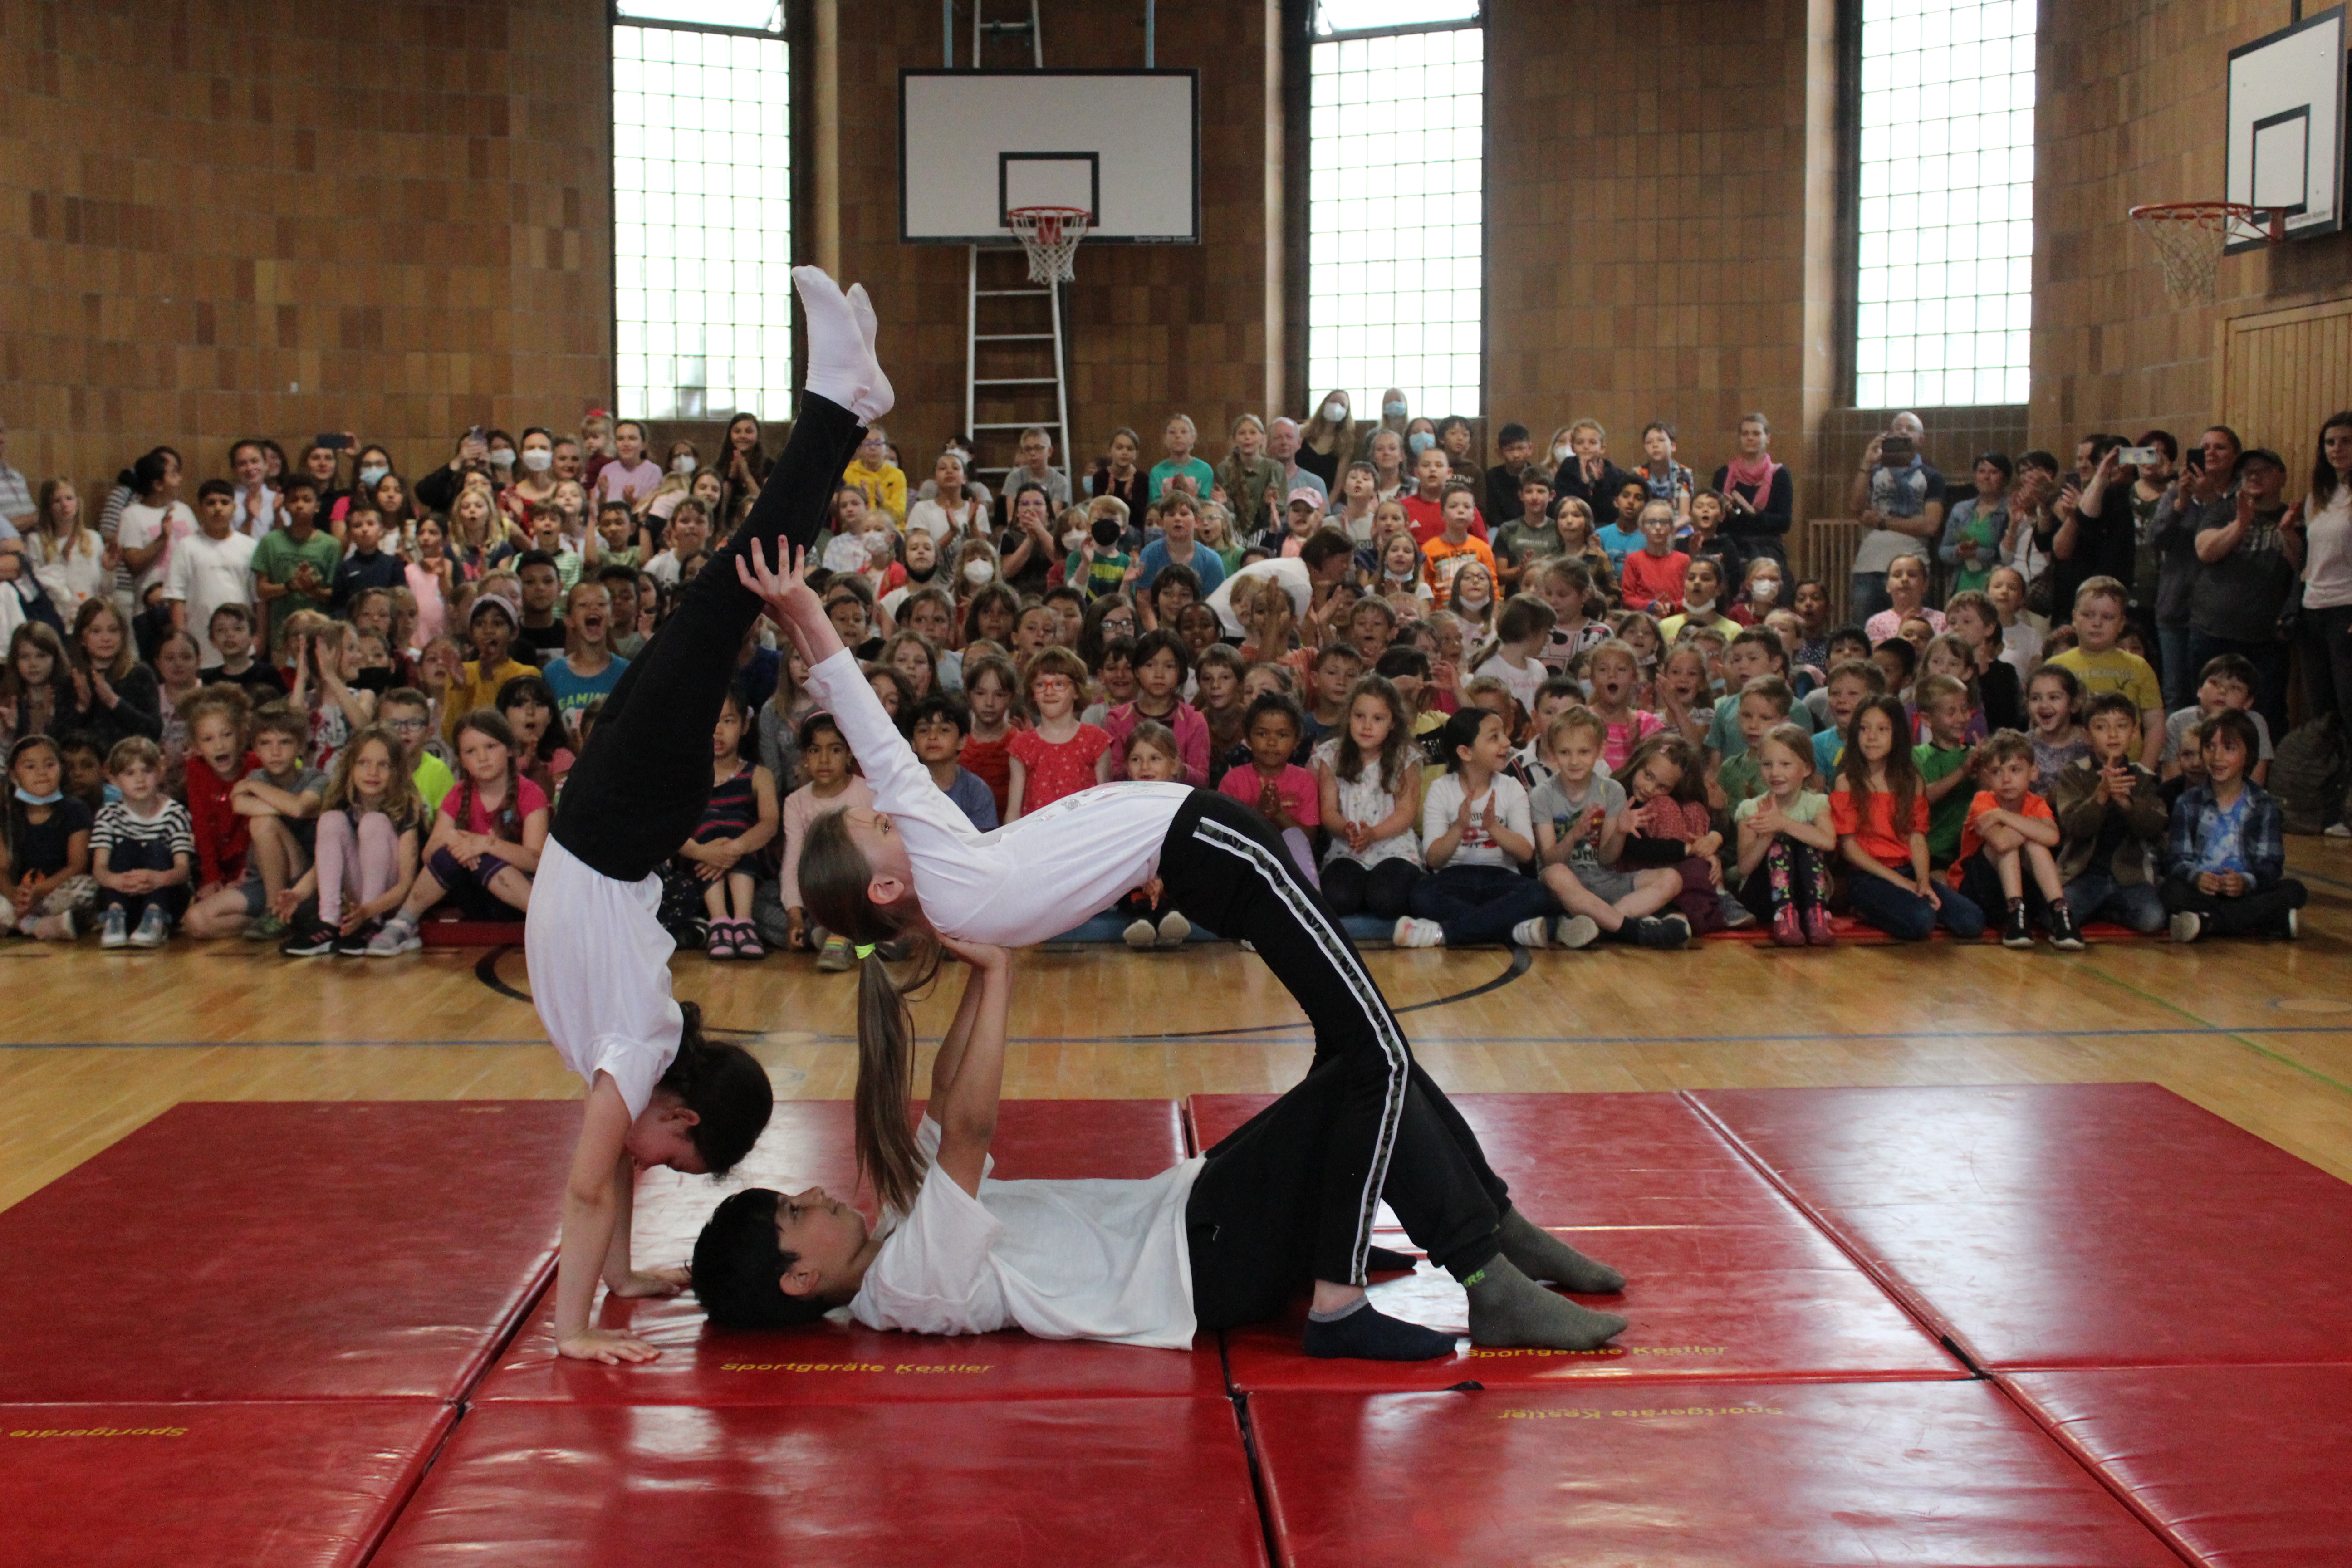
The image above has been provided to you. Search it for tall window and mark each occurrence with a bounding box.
[611,3,791,421]
[1853,0,2037,408]
[1306,2,1484,420]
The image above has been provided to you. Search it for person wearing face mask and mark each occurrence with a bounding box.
[995,483,1059,598]
[416,426,501,515]
[1377,388,1411,440]
[1404,418,1438,466]
[1297,391,1358,490]
[499,426,562,529]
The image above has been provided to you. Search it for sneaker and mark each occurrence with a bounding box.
[2285,907,2301,941]
[244,914,287,943]
[99,908,129,950]
[2327,822,2352,839]
[706,921,740,960]
[1772,905,1805,947]
[1552,914,1600,950]
[1510,916,1550,949]
[1123,917,1158,950]
[1721,898,1758,930]
[2001,899,2034,949]
[1154,911,1192,949]
[1392,916,1446,948]
[817,934,856,971]
[51,909,75,942]
[1630,914,1689,949]
[366,918,422,957]
[282,921,339,958]
[130,906,171,948]
[1803,907,1837,947]
[2169,910,2203,944]
[2045,901,2086,952]
[336,921,380,957]
[734,921,766,960]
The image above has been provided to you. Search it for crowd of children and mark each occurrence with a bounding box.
[0,404,2328,958]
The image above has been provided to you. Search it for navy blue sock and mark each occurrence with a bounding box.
[1303,1298,1455,1361]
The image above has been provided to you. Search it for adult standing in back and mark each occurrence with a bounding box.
[2295,412,2352,836]
[2189,447,2301,737]
[2147,427,2242,710]
[1714,412,1793,567]
[1845,412,1945,622]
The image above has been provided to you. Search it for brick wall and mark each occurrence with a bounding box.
[0,0,610,504]
[2033,0,2352,466]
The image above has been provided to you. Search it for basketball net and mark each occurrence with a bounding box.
[2130,202,2283,306]
[1008,206,1090,284]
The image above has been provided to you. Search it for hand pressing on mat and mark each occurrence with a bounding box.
[609,1264,691,1299]
[559,1326,662,1366]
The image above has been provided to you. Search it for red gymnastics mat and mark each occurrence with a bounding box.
[2003,1365,2352,1568]
[368,1398,1269,1568]
[0,1399,455,1568]
[1689,1082,2352,1369]
[0,1101,578,1403]
[1246,1381,2183,1568]
[478,1098,1228,1404]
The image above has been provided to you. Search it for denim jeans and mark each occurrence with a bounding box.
[2060,872,2166,934]
[1849,571,1891,625]
[1847,867,1984,941]
[2156,625,2196,713]
[1408,863,1556,945]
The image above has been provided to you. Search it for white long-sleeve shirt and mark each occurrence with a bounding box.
[803,647,1190,942]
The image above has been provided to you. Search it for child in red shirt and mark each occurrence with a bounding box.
[1217,691,1321,885]
[1833,694,1987,941]
[1950,727,2082,950]
[1616,500,1690,617]
[956,652,1021,821]
[181,687,258,903]
[1005,647,1110,818]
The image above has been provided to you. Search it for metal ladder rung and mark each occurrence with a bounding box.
[975,332,1054,342]
[975,288,1051,297]
[974,377,1058,386]
[971,421,1062,430]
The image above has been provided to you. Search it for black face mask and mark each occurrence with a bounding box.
[905,559,938,584]
[350,666,394,694]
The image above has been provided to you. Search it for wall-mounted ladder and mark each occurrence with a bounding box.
[964,247,1071,499]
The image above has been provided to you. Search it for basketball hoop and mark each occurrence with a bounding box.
[1007,205,1091,284]
[2129,202,2286,306]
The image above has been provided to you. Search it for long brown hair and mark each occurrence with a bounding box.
[799,807,943,1215]
[1838,694,1920,845]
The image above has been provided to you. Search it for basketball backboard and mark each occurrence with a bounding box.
[900,69,1200,245]
[2226,5,2346,251]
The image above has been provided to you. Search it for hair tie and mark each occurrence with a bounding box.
[853,942,876,960]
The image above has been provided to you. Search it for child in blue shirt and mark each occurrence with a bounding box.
[909,692,999,831]
[1145,414,1215,503]
[2161,708,2303,941]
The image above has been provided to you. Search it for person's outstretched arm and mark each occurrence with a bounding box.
[931,940,1012,1198]
[553,1075,662,1364]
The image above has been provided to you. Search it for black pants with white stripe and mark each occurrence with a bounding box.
[554,395,866,884]
[1164,790,1510,1327]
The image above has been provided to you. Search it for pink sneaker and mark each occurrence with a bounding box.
[1772,905,1805,946]
[1803,907,1837,947]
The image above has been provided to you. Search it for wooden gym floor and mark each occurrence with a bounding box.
[7,843,2352,1215]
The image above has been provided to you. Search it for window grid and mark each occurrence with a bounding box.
[1853,0,2036,409]
[1307,23,1484,420]
[612,24,792,422]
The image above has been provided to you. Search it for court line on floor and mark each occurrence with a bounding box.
[2079,961,2352,1099]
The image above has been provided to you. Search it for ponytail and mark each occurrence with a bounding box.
[801,807,940,1214]
[654,1000,774,1176]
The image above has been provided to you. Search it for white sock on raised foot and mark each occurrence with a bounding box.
[793,267,894,422]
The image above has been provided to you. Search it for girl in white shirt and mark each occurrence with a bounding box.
[712,535,1629,1361]
[523,265,892,1367]
[1392,708,1555,950]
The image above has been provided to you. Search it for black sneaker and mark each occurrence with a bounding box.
[2045,900,2086,951]
[2001,899,2034,948]
[281,921,339,958]
[336,920,380,957]
[1631,914,1690,949]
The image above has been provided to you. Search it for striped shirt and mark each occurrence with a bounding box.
[90,799,195,861]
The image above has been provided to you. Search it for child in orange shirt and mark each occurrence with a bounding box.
[1950,727,2082,951]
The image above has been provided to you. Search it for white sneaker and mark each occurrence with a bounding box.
[130,906,171,948]
[1510,917,1550,949]
[1392,916,1446,948]
[367,918,423,957]
[2169,911,2202,944]
[1553,914,1600,950]
[1155,911,1192,948]
[1123,917,1157,950]
[2285,907,2301,941]
[99,908,128,950]
[2326,823,2352,839]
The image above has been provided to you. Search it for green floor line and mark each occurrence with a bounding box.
[2082,963,2352,1099]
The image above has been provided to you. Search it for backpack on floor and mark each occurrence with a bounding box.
[2268,715,2344,835]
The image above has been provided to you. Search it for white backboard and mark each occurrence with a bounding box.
[900,69,1200,244]
[2226,6,2346,250]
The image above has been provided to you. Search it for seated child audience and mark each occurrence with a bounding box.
[909,692,999,832]
[1396,707,1553,949]
[279,725,426,957]
[495,672,572,794]
[1530,707,1687,948]
[1948,728,2082,950]
[369,709,548,954]
[1615,732,1741,933]
[1716,675,1796,814]
[1313,674,1425,920]
[2047,576,2163,768]
[2161,709,2306,943]
[1006,647,1110,819]
[2051,691,2170,935]
[1113,720,1195,950]
[0,735,95,940]
[1102,630,1209,785]
[677,685,779,960]
[1473,594,1556,719]
[1218,691,1321,886]
[1913,673,1980,867]
[2027,664,2088,794]
[1733,722,1836,946]
[956,651,1020,819]
[90,735,194,948]
[1835,695,1986,941]
[2161,653,2272,784]
[1584,639,1665,771]
[780,710,874,971]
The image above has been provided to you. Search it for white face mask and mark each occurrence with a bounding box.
[358,465,388,489]
[864,528,889,548]
[1458,590,1491,611]
[521,448,553,473]
[1552,445,1570,464]
[1383,401,1409,420]
[671,454,697,475]
[1063,529,1087,552]
[963,559,995,586]
[1685,596,1716,618]
[1749,578,1779,603]
[1322,400,1348,422]
[489,448,515,470]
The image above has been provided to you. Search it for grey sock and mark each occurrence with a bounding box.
[1306,1297,1366,1324]
[1464,1256,1628,1351]
[1497,1208,1626,1293]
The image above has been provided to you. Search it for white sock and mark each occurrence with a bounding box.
[793,267,894,422]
